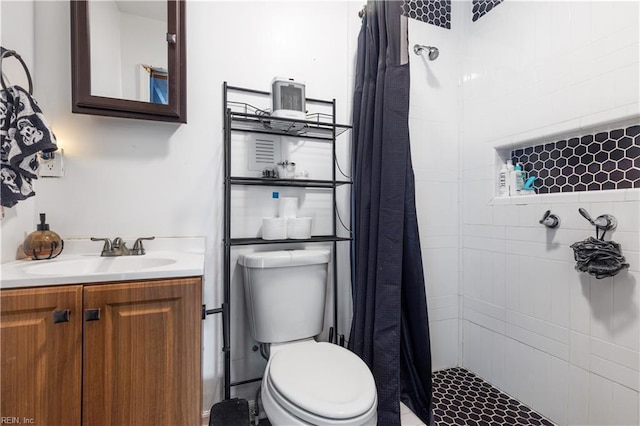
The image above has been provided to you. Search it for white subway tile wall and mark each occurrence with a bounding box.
[409,0,464,371]
[407,0,640,425]
[457,0,640,423]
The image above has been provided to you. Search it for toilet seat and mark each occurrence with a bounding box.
[264,342,377,425]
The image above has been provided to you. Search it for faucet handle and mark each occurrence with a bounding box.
[539,210,560,228]
[132,236,155,255]
[91,237,112,255]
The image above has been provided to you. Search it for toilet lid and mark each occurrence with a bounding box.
[268,342,377,420]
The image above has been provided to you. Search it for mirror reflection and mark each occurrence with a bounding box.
[88,0,168,104]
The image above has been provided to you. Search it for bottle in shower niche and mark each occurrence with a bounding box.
[510,163,525,195]
[506,160,515,196]
[497,162,509,196]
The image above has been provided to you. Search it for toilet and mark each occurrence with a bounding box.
[238,249,378,426]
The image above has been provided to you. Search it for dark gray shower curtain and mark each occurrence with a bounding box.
[348,1,433,425]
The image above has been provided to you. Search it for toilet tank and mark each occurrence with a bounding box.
[238,249,330,343]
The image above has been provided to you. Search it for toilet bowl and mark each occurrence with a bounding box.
[238,250,378,425]
[261,340,377,425]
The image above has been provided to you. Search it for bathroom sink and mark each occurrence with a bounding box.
[21,256,176,276]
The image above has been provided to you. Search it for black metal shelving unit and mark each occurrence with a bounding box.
[218,82,352,399]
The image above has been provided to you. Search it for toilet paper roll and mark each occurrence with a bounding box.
[287,217,312,239]
[278,197,298,218]
[262,217,287,240]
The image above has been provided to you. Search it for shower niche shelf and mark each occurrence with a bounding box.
[216,82,353,399]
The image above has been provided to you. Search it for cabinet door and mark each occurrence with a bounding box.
[0,285,83,426]
[82,278,201,426]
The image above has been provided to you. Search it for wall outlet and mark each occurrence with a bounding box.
[39,149,64,177]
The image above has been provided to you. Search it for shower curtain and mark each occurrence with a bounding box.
[348,1,433,425]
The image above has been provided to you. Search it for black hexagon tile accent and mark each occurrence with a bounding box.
[433,368,556,426]
[472,0,504,22]
[511,125,640,194]
[402,0,451,29]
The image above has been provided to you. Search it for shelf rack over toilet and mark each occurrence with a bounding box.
[206,82,353,399]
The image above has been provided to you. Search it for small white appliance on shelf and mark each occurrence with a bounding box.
[271,77,306,120]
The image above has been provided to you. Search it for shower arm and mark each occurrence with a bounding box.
[413,44,439,60]
[413,44,427,55]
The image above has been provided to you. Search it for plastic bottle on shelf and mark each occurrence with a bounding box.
[510,163,525,196]
[506,160,515,196]
[497,162,509,197]
[272,191,279,216]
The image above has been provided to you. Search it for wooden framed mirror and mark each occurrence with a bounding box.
[70,0,186,123]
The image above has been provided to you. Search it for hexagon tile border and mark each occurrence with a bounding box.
[511,124,640,194]
[433,367,555,426]
[402,0,504,27]
[402,0,451,29]
[472,0,504,22]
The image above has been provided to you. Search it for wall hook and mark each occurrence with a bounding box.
[539,210,560,228]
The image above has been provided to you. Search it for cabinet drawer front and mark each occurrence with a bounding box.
[82,277,201,426]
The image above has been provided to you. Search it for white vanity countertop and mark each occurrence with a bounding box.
[0,237,205,289]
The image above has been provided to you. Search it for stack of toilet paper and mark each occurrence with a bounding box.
[262,197,312,240]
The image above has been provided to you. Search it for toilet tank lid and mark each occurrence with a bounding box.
[238,249,330,268]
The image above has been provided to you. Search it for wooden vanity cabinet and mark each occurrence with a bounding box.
[0,277,202,426]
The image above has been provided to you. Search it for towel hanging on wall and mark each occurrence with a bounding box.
[0,46,57,208]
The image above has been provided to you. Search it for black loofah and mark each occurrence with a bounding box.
[570,237,629,279]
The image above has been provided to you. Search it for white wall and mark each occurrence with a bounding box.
[459,1,639,425]
[0,0,363,415]
[408,2,463,371]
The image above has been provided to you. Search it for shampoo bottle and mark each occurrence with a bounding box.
[506,160,515,196]
[497,163,509,196]
[510,163,525,195]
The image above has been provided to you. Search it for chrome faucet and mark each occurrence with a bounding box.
[91,236,155,257]
[111,237,130,256]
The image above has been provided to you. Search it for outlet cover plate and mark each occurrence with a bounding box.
[39,149,64,177]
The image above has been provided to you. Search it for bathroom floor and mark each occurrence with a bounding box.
[428,367,556,426]
[257,367,555,426]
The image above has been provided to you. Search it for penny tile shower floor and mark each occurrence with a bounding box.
[428,367,556,426]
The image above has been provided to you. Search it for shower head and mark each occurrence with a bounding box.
[413,44,439,61]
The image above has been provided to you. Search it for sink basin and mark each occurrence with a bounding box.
[22,256,176,276]
[0,237,205,289]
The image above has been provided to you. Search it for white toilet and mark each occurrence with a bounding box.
[238,249,378,426]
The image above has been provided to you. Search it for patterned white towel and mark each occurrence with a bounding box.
[0,85,57,207]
